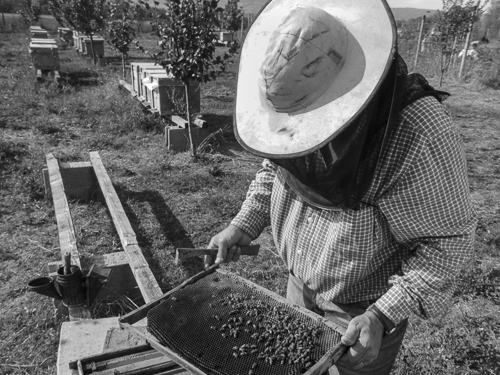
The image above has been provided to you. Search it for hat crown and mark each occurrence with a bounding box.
[260,6,348,113]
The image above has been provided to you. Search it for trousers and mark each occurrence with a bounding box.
[286,273,408,375]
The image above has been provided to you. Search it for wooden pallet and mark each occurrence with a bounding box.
[42,152,163,320]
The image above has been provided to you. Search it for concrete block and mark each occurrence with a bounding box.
[57,316,148,375]
[165,126,210,152]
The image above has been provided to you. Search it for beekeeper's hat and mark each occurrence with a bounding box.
[234,0,397,158]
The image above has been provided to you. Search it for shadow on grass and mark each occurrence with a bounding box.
[114,186,205,287]
[57,71,102,86]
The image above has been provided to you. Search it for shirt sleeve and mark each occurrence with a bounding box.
[230,159,276,239]
[374,103,477,325]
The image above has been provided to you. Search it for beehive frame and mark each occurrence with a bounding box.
[119,266,347,375]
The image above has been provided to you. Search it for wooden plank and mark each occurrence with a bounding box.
[119,79,135,95]
[46,153,92,320]
[170,115,187,128]
[69,345,153,369]
[127,244,163,302]
[89,152,162,303]
[89,152,138,247]
[46,153,81,269]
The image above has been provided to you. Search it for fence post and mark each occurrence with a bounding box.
[450,36,458,69]
[413,15,426,72]
[459,0,480,80]
[458,30,472,79]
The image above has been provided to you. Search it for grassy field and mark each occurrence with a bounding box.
[0,28,499,375]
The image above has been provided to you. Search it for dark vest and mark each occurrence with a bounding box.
[274,67,450,211]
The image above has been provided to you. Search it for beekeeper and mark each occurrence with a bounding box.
[206,0,476,374]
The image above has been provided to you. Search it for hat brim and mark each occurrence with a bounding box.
[234,0,397,158]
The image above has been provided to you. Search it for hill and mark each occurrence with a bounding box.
[391,8,437,21]
[216,1,437,21]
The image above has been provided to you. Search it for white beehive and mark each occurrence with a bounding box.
[29,43,60,70]
[143,72,201,116]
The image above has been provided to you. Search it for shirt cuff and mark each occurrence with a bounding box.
[373,285,414,326]
[230,208,269,240]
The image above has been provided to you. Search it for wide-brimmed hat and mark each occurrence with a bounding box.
[234,0,397,158]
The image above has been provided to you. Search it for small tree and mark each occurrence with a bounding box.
[45,0,66,27]
[435,0,484,85]
[48,0,106,64]
[106,0,137,78]
[136,0,239,159]
[17,0,41,25]
[222,0,243,39]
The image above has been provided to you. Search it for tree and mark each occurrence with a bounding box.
[434,0,484,85]
[480,0,500,40]
[48,0,106,63]
[222,0,243,38]
[106,0,137,78]
[16,0,42,25]
[45,0,66,27]
[136,0,239,159]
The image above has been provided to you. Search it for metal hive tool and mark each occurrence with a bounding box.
[146,272,342,375]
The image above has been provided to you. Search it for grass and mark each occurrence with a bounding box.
[0,28,499,375]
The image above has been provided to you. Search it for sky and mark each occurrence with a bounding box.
[386,0,443,9]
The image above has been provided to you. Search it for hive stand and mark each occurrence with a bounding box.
[43,152,163,318]
[43,152,172,374]
[119,63,210,152]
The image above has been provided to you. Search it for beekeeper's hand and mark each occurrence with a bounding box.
[205,225,252,268]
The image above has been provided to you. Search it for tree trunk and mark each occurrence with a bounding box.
[413,15,426,72]
[89,35,96,64]
[184,83,196,160]
[122,53,126,79]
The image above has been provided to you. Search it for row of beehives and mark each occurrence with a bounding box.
[72,30,105,58]
[28,25,61,71]
[130,62,201,116]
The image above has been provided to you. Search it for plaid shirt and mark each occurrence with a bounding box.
[231,96,476,326]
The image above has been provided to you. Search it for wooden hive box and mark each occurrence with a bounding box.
[73,30,79,50]
[31,29,48,39]
[31,38,57,45]
[138,66,166,102]
[30,26,43,31]
[219,31,234,42]
[145,73,201,116]
[59,28,73,45]
[82,37,105,57]
[29,43,60,70]
[130,62,159,96]
[78,34,90,53]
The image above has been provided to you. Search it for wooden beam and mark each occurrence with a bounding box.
[46,153,92,320]
[46,153,81,269]
[118,79,135,95]
[170,115,187,128]
[89,152,162,303]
